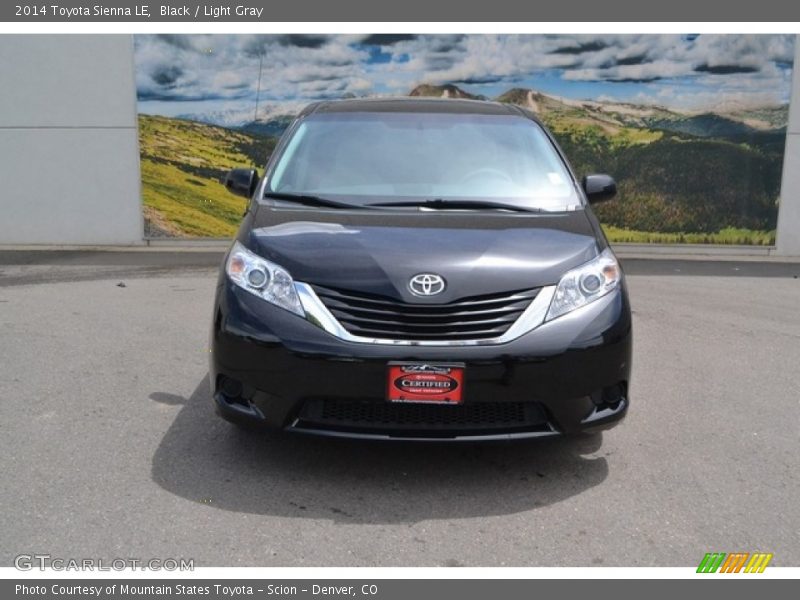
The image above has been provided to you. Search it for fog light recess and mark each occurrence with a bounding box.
[219,376,244,399]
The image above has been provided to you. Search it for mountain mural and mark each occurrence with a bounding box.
[409,83,485,100]
[135,34,793,242]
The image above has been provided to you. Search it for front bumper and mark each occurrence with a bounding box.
[209,279,632,441]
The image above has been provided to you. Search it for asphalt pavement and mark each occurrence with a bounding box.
[0,252,798,567]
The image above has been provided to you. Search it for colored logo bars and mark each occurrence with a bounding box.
[697,552,773,573]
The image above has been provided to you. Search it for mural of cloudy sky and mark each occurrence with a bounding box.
[135,34,795,126]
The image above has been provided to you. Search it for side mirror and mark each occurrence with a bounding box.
[224,168,259,198]
[582,174,617,204]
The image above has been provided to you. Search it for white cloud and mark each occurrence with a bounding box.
[134,34,795,123]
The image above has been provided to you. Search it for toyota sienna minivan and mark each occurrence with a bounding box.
[210,97,632,440]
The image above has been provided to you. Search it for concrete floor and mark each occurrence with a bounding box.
[0,255,798,567]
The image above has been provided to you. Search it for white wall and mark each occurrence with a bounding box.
[775,35,800,256]
[0,35,143,245]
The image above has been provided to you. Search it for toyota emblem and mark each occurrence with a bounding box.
[409,273,446,296]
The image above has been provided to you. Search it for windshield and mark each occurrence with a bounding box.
[266,112,580,211]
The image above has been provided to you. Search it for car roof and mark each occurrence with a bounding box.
[301,97,536,119]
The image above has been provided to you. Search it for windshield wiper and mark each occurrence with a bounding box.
[367,199,543,213]
[264,192,365,210]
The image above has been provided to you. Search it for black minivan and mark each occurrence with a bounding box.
[210,97,632,441]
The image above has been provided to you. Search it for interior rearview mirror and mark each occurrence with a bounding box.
[224,168,259,198]
[582,174,617,204]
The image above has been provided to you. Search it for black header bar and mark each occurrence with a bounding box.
[3,0,800,22]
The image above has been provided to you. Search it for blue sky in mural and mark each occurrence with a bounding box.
[135,34,795,126]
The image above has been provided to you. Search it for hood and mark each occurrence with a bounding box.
[247,208,600,303]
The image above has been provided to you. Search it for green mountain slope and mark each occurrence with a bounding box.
[492,86,790,153]
[492,86,781,243]
[137,83,784,244]
[591,138,781,235]
[138,115,276,237]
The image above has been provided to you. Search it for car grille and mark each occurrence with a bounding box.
[311,285,540,341]
[295,398,551,437]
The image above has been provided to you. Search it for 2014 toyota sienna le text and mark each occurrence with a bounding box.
[210,97,632,441]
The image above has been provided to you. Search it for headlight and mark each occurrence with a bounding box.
[226,241,304,317]
[546,248,621,321]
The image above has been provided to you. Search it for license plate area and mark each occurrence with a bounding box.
[387,362,465,404]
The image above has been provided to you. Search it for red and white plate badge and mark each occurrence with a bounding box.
[386,362,465,404]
